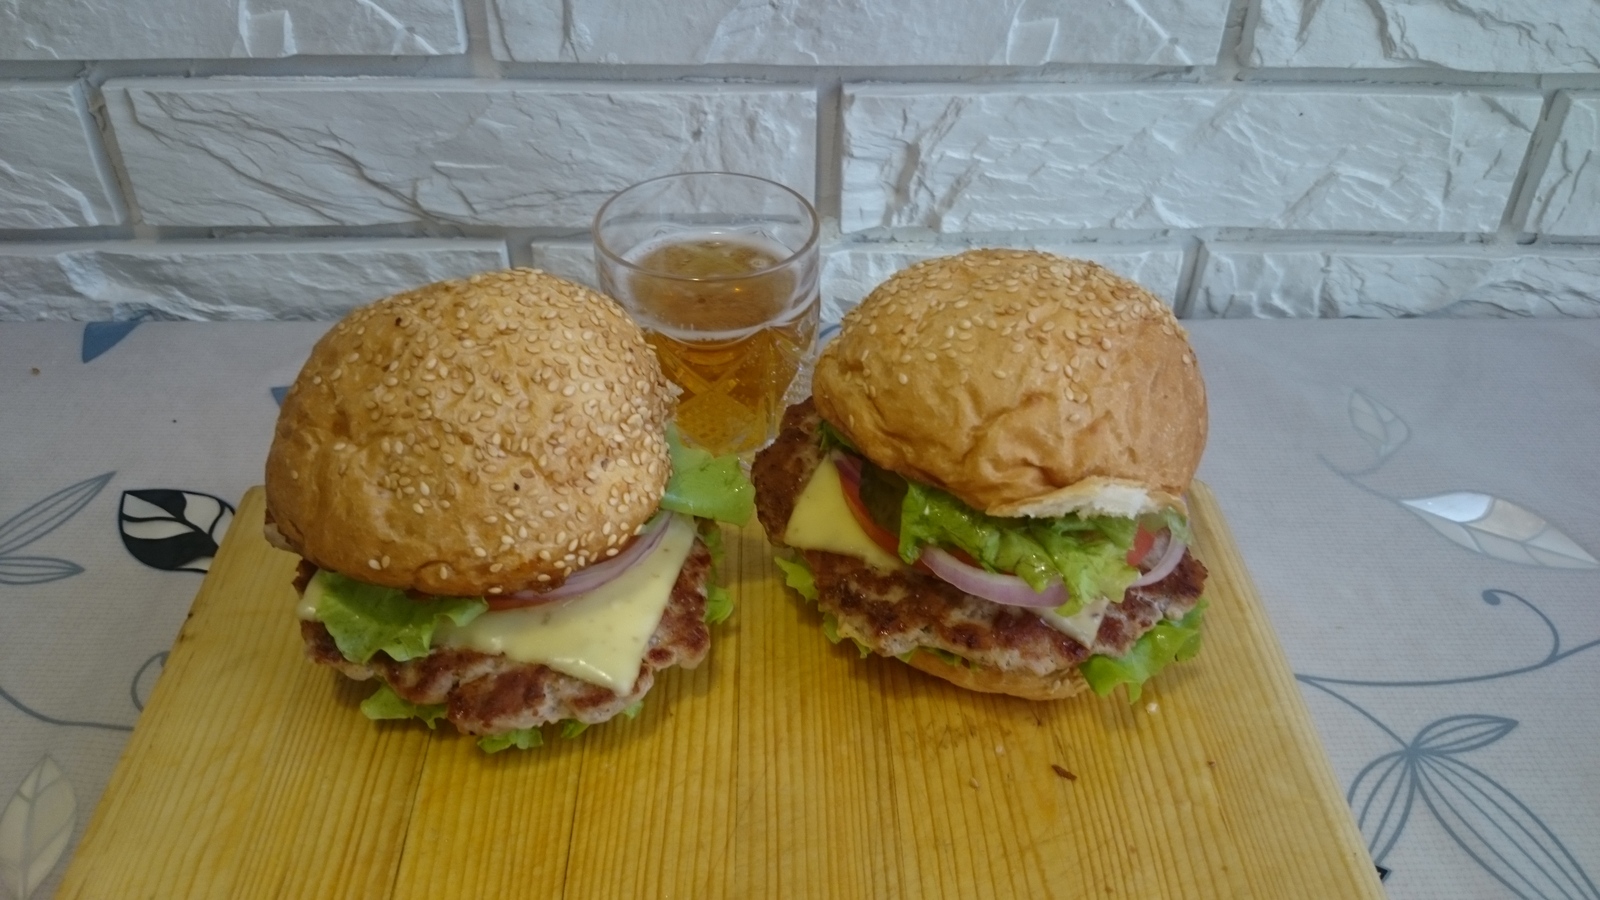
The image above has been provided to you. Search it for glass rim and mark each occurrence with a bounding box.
[592,171,820,284]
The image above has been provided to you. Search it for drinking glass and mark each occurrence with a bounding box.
[593,172,820,457]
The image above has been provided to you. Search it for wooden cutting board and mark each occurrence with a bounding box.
[58,482,1383,899]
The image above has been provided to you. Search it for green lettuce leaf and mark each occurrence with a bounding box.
[310,570,487,664]
[360,684,448,728]
[661,425,755,525]
[897,646,969,668]
[898,480,1142,614]
[772,555,818,602]
[479,729,544,753]
[1079,600,1207,703]
[697,520,735,625]
[816,420,859,454]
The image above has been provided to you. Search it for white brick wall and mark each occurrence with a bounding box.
[103,80,816,228]
[0,239,507,319]
[485,0,1230,66]
[0,0,465,58]
[1,0,1597,321]
[0,82,123,229]
[840,85,1541,233]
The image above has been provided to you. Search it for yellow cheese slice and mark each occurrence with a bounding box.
[783,455,905,571]
[432,514,698,693]
[783,456,1109,648]
[1037,598,1110,649]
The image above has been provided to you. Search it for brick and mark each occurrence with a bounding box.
[1193,245,1600,317]
[1251,0,1600,74]
[0,239,508,320]
[841,85,1541,234]
[487,0,1227,66]
[0,82,123,229]
[1527,93,1600,238]
[0,0,464,59]
[104,79,816,228]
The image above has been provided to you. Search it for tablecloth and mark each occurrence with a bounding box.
[1,318,1596,900]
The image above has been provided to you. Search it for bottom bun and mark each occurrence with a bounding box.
[904,651,1089,701]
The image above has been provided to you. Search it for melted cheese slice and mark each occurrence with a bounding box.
[784,456,1110,648]
[783,455,905,571]
[1037,598,1110,649]
[432,513,698,693]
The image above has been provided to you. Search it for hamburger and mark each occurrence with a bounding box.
[751,249,1208,701]
[265,268,752,752]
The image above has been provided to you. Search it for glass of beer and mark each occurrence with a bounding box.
[593,172,821,457]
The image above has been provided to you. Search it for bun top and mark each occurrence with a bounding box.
[811,249,1206,519]
[265,268,674,596]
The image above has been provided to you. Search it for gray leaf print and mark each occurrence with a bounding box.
[1349,749,1415,865]
[0,474,113,558]
[0,756,77,900]
[1418,754,1600,899]
[1413,715,1518,756]
[0,558,84,586]
[1350,390,1409,460]
[1400,493,1599,569]
[0,474,113,586]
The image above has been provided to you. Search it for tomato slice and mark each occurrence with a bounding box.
[1127,524,1156,567]
[837,460,907,561]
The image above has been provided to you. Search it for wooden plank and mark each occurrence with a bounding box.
[58,483,1384,900]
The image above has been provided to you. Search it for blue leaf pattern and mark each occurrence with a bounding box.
[80,320,142,363]
[270,386,289,406]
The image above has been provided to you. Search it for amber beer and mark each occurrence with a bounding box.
[623,235,820,456]
[594,172,821,458]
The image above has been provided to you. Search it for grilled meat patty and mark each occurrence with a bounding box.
[298,539,713,735]
[752,400,1206,675]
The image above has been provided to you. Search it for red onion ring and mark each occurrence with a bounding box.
[494,513,674,608]
[831,450,863,485]
[920,546,1068,608]
[1129,532,1186,587]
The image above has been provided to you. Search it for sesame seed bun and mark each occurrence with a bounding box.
[264,268,674,597]
[811,249,1207,519]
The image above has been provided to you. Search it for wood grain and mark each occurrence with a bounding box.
[58,483,1384,899]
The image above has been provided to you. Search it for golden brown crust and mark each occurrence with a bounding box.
[904,651,1089,701]
[811,249,1207,517]
[264,268,674,597]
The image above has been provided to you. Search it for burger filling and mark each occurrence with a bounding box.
[293,428,752,751]
[753,400,1206,701]
[297,513,702,694]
